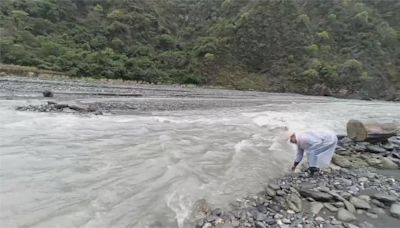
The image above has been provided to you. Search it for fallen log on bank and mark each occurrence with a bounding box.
[346,119,398,143]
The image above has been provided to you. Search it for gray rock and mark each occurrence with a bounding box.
[231,220,240,227]
[255,211,267,221]
[43,90,54,97]
[277,190,285,196]
[332,154,352,168]
[192,199,211,219]
[285,193,302,213]
[340,178,353,186]
[379,157,398,169]
[212,208,224,217]
[382,143,394,150]
[315,216,325,222]
[344,224,359,228]
[324,203,338,212]
[298,189,333,202]
[390,203,400,218]
[282,218,291,224]
[202,222,212,228]
[334,202,345,208]
[365,212,378,219]
[269,184,280,191]
[265,187,276,197]
[337,208,357,222]
[370,207,385,215]
[358,177,368,182]
[359,221,374,228]
[350,197,371,210]
[371,193,397,205]
[265,217,276,225]
[370,199,385,208]
[255,221,267,228]
[326,225,345,228]
[310,202,324,215]
[366,145,386,153]
[343,200,356,213]
[358,195,370,202]
[356,209,365,215]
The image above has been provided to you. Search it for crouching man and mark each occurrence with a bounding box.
[289,130,337,175]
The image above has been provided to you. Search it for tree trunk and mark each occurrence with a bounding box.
[346,119,398,142]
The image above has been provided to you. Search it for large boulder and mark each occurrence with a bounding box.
[298,189,334,202]
[337,208,357,222]
[350,197,371,210]
[332,154,352,168]
[285,193,302,213]
[310,202,324,215]
[371,193,397,205]
[379,157,398,169]
[390,203,400,218]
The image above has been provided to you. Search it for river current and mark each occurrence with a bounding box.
[1,96,399,227]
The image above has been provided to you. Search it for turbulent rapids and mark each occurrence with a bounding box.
[0,76,399,227]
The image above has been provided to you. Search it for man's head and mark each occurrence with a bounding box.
[289,133,297,144]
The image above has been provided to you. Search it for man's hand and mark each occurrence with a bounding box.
[291,165,296,172]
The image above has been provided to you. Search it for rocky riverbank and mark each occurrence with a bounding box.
[193,135,400,228]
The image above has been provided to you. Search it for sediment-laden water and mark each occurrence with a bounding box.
[1,76,399,227]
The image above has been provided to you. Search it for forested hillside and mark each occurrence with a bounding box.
[1,0,399,99]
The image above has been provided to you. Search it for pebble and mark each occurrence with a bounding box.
[265,187,276,197]
[365,212,378,219]
[282,218,291,224]
[315,216,325,222]
[334,202,345,208]
[277,190,285,196]
[358,195,370,202]
[358,177,368,182]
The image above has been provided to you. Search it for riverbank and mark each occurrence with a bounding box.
[195,135,400,228]
[1,65,399,102]
[0,74,334,115]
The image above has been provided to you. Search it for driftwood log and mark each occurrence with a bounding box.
[346,119,398,142]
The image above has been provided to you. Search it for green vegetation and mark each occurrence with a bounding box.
[0,0,399,99]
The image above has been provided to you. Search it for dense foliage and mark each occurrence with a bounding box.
[1,0,399,99]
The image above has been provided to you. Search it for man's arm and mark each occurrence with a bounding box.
[292,148,304,171]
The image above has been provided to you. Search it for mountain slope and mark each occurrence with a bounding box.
[0,0,399,99]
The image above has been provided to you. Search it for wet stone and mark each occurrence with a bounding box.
[366,145,386,153]
[365,212,378,219]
